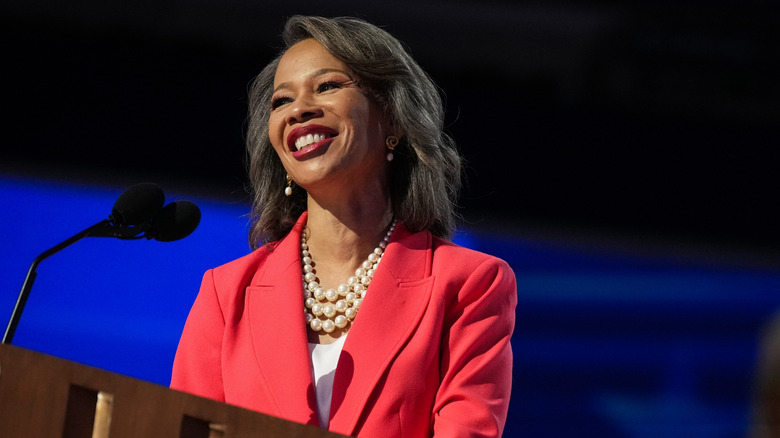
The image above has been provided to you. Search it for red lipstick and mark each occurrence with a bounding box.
[287,125,338,151]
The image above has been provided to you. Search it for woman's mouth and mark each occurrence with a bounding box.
[295,133,329,150]
[287,125,338,159]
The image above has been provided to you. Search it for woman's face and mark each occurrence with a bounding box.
[269,38,390,195]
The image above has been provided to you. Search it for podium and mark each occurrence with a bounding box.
[0,343,346,437]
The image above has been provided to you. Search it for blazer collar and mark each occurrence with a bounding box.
[328,222,435,435]
[246,212,319,425]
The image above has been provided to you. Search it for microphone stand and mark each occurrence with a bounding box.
[2,219,139,344]
[2,184,199,345]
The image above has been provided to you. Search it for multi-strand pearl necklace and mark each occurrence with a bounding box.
[301,220,397,333]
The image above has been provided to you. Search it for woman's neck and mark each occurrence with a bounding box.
[306,201,391,258]
[303,193,392,289]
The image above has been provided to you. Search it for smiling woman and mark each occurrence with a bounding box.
[269,39,390,201]
[170,15,517,438]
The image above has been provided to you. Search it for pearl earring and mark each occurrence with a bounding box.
[285,174,292,196]
[385,136,399,162]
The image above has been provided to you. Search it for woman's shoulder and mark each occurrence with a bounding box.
[214,245,271,269]
[392,224,512,277]
[425,234,516,296]
[430,235,513,272]
[207,242,279,287]
[426,234,517,306]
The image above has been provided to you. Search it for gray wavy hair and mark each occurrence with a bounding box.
[246,15,462,248]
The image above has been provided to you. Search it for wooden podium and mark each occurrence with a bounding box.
[0,344,346,437]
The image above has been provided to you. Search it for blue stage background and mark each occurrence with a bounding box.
[2,175,779,437]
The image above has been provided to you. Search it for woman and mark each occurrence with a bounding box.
[171,16,516,437]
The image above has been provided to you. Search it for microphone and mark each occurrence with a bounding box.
[112,182,166,226]
[2,183,201,344]
[83,182,166,239]
[146,200,201,242]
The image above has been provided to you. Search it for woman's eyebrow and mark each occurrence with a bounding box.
[273,69,354,93]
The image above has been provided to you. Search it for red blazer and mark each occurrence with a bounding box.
[171,213,516,437]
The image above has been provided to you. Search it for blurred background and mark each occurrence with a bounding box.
[1,1,779,436]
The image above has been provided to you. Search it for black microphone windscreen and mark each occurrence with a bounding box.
[111,183,165,226]
[151,201,201,242]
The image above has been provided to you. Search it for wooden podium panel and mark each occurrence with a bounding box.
[0,344,346,438]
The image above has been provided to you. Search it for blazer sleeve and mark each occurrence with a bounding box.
[432,257,517,437]
[170,269,226,402]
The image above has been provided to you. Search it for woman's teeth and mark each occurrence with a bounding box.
[295,133,327,150]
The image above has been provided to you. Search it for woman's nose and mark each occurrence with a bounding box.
[287,98,323,124]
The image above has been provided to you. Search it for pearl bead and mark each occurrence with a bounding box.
[310,318,322,331]
[361,276,371,285]
[348,276,358,285]
[313,288,325,300]
[362,260,372,270]
[337,284,350,295]
[311,303,323,316]
[325,289,339,302]
[334,315,348,328]
[304,272,316,282]
[354,298,362,309]
[323,304,336,318]
[335,300,348,312]
[345,308,357,320]
[307,281,318,292]
[355,268,366,277]
[305,297,315,309]
[322,319,335,333]
[302,256,312,265]
[345,292,357,303]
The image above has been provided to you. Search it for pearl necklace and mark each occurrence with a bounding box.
[301,220,397,333]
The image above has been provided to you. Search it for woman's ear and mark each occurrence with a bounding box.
[387,118,404,142]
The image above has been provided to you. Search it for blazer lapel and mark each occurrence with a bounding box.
[328,224,434,434]
[246,213,319,426]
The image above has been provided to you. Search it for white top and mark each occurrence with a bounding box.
[308,335,347,429]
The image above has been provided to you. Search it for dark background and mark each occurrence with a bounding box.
[3,0,779,255]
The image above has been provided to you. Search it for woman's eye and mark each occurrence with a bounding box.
[271,96,292,110]
[317,81,342,93]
